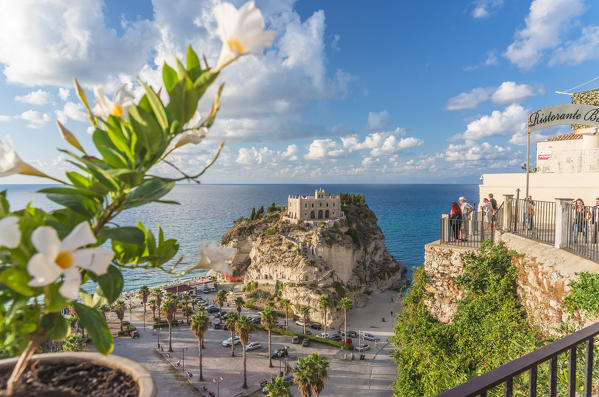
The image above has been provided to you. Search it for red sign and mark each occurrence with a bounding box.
[537,151,552,160]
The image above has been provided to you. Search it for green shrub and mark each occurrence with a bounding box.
[266,228,276,235]
[254,324,352,350]
[564,272,599,317]
[62,333,87,352]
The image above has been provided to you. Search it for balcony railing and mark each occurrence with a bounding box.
[437,321,599,397]
[565,202,599,262]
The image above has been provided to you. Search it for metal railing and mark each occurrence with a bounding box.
[440,212,495,248]
[437,321,599,397]
[565,202,599,262]
[509,198,556,246]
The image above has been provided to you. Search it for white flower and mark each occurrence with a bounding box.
[0,140,46,178]
[213,1,276,71]
[27,222,114,300]
[93,84,135,120]
[196,241,236,273]
[0,217,20,249]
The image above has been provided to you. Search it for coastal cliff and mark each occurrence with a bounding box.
[221,200,408,327]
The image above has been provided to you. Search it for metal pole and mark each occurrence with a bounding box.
[157,328,160,349]
[182,347,185,371]
[526,125,530,199]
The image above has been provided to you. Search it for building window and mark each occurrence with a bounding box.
[320,203,322,207]
[326,203,328,207]
[333,203,335,207]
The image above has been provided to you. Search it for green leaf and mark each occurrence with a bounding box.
[99,226,145,245]
[46,193,96,217]
[44,314,69,341]
[123,179,175,209]
[73,302,113,355]
[141,82,168,131]
[0,268,34,296]
[90,265,123,304]
[0,191,9,216]
[45,283,72,312]
[93,128,129,169]
[162,63,178,93]
[128,105,165,160]
[37,186,104,199]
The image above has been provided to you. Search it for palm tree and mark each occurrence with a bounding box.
[235,296,245,315]
[183,306,193,324]
[190,294,197,310]
[113,300,126,332]
[300,306,310,335]
[264,375,292,397]
[139,285,150,329]
[152,288,163,321]
[216,290,227,324]
[149,298,157,321]
[293,353,329,397]
[318,295,330,337]
[339,297,353,345]
[224,312,239,357]
[235,316,254,389]
[162,298,177,352]
[280,299,291,331]
[261,307,277,368]
[99,304,110,320]
[190,312,209,381]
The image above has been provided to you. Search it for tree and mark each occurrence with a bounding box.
[113,301,126,332]
[191,312,209,381]
[139,285,150,329]
[250,207,256,220]
[224,312,239,357]
[62,333,87,352]
[293,353,329,397]
[152,288,163,321]
[280,299,291,331]
[318,295,331,337]
[162,298,178,352]
[265,375,292,397]
[267,202,279,214]
[149,298,157,321]
[216,290,227,324]
[235,296,245,315]
[300,306,310,335]
[99,304,110,320]
[339,297,353,345]
[190,294,197,310]
[261,307,277,368]
[235,316,255,388]
[183,306,193,324]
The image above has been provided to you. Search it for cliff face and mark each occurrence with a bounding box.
[221,204,408,327]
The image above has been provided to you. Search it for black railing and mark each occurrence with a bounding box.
[510,198,555,246]
[565,202,599,262]
[440,213,494,248]
[437,321,599,397]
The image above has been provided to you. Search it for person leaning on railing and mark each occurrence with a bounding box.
[449,201,462,242]
[592,197,599,244]
[572,198,590,244]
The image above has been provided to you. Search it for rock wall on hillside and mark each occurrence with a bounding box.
[221,203,408,327]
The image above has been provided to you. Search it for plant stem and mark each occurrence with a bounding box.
[5,335,45,395]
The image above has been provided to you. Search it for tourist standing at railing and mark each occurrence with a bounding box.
[481,198,492,232]
[573,198,590,244]
[449,202,462,242]
[459,197,473,241]
[522,196,535,231]
[489,193,498,230]
[591,198,599,243]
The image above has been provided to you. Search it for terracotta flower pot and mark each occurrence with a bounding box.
[0,352,155,397]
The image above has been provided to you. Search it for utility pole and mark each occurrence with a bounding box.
[182,347,188,371]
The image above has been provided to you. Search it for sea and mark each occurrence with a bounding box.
[0,184,478,292]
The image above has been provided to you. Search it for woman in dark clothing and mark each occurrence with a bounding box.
[449,201,462,241]
[573,198,589,244]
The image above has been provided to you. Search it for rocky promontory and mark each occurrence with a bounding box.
[221,196,408,327]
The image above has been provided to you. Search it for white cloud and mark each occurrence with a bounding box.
[456,104,527,140]
[305,139,343,160]
[445,87,493,110]
[15,89,54,105]
[446,141,511,162]
[504,0,584,70]
[236,147,274,165]
[341,130,422,157]
[55,102,87,124]
[491,81,539,105]
[367,110,395,131]
[551,25,599,65]
[471,0,504,18]
[58,88,70,101]
[19,110,51,128]
[464,51,498,71]
[0,0,155,86]
[282,144,298,161]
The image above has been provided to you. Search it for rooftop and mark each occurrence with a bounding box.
[542,132,583,142]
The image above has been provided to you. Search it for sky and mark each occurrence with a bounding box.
[0,0,598,184]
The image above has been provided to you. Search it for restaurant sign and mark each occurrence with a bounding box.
[537,151,552,160]
[528,104,599,133]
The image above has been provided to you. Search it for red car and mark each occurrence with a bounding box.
[345,337,352,344]
[129,330,140,338]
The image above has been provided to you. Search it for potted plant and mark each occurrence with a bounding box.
[0,1,274,395]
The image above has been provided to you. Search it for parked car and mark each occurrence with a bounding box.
[302,338,311,347]
[347,330,358,338]
[129,330,140,338]
[246,342,261,351]
[213,323,221,330]
[328,334,342,342]
[210,286,216,292]
[271,346,289,359]
[206,305,219,313]
[363,333,378,341]
[262,376,293,394]
[344,337,353,345]
[295,320,305,326]
[316,333,329,339]
[310,323,322,330]
[354,343,370,352]
[250,317,261,324]
[292,335,301,344]
[222,336,241,347]
[303,330,312,335]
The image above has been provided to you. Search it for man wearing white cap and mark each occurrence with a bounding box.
[459,196,473,241]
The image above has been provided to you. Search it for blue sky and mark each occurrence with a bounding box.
[0,0,598,184]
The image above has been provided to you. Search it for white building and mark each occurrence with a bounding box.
[287,189,342,221]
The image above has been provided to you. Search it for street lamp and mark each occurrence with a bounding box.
[212,376,223,397]
[157,327,161,349]
[181,347,188,371]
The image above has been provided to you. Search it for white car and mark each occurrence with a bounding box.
[246,342,261,351]
[316,333,330,339]
[354,343,370,352]
[221,336,241,347]
[363,333,378,341]
[295,320,305,326]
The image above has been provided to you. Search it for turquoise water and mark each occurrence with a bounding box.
[0,184,478,291]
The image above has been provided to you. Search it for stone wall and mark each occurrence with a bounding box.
[423,234,599,337]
